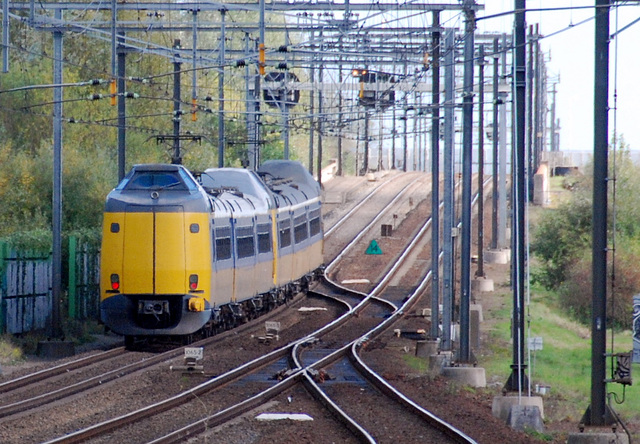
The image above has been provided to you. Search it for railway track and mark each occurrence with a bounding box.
[32,174,421,443]
[76,175,480,444]
[0,173,492,444]
[0,172,411,410]
[0,171,428,443]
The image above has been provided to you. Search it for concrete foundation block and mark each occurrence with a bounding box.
[470,309,481,349]
[484,249,510,264]
[428,350,453,375]
[507,405,544,433]
[492,395,545,421]
[470,304,484,322]
[567,432,629,444]
[441,366,486,388]
[415,339,440,358]
[471,277,494,292]
[428,354,447,375]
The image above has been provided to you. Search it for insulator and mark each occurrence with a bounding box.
[278,45,288,53]
[205,95,214,102]
[236,59,246,67]
[124,92,139,99]
[89,79,104,85]
[67,117,76,123]
[174,110,184,116]
[277,62,288,70]
[127,76,149,84]
[89,94,103,100]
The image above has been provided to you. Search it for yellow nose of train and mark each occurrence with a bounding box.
[100,164,212,336]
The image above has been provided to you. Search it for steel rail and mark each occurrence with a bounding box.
[143,174,491,444]
[146,180,429,444]
[0,347,125,394]
[40,173,404,443]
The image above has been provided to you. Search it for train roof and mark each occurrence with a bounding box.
[258,160,321,199]
[104,162,321,216]
[201,168,274,212]
[105,164,211,213]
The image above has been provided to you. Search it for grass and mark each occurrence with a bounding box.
[478,268,640,436]
[0,335,24,366]
[474,176,640,439]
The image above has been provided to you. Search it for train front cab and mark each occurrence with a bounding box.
[100,165,213,339]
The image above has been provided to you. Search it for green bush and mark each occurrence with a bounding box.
[559,241,640,329]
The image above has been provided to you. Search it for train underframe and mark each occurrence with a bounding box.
[122,269,322,350]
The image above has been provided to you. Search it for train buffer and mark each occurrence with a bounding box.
[258,321,281,344]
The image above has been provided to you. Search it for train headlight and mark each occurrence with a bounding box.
[110,274,120,291]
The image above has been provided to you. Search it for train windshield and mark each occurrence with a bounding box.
[116,168,199,191]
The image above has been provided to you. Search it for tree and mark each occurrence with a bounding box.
[531,143,640,328]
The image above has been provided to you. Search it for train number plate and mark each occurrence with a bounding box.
[184,347,204,361]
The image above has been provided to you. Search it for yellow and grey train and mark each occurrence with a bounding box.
[100,160,323,346]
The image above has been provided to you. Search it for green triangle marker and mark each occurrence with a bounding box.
[365,240,383,255]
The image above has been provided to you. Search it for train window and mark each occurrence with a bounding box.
[215,227,232,260]
[236,226,255,258]
[309,217,321,236]
[124,171,187,191]
[279,220,292,248]
[258,233,271,253]
[309,208,321,220]
[190,223,200,233]
[257,223,272,253]
[215,237,232,260]
[110,223,120,233]
[294,222,308,243]
[177,168,199,191]
[237,235,255,258]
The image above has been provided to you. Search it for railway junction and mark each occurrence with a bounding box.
[0,1,636,443]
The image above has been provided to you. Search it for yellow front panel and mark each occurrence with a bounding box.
[122,212,154,294]
[185,213,212,298]
[100,213,124,302]
[155,212,186,294]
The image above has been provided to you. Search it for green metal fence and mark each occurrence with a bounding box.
[0,237,100,334]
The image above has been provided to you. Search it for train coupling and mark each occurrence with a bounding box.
[138,300,169,316]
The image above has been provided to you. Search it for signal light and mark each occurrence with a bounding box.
[351,68,368,78]
[110,274,120,291]
[189,274,198,291]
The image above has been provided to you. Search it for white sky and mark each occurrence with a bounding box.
[477,1,640,151]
